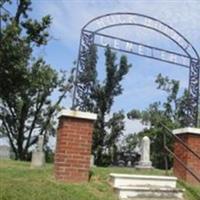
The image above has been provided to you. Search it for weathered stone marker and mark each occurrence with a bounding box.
[127,160,132,167]
[0,145,10,159]
[90,155,95,167]
[136,136,152,169]
[54,110,97,183]
[31,135,45,168]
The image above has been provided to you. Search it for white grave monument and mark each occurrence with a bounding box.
[31,135,45,168]
[136,136,152,169]
[0,145,10,159]
[90,155,95,167]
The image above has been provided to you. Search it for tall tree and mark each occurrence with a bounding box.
[120,133,139,153]
[91,47,131,165]
[127,74,189,169]
[106,110,125,165]
[0,0,72,160]
[75,45,131,165]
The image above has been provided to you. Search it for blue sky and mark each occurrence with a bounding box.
[31,0,200,113]
[31,0,200,134]
[1,0,200,146]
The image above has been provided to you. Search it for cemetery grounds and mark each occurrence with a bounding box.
[0,160,199,200]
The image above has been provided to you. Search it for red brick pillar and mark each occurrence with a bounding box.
[173,128,200,185]
[54,110,97,183]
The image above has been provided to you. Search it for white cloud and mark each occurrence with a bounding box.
[125,118,150,135]
[33,0,198,118]
[35,0,200,52]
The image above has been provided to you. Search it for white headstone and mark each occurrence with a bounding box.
[31,135,45,168]
[0,145,10,159]
[135,136,152,169]
[37,135,44,152]
[90,155,95,167]
[127,160,132,167]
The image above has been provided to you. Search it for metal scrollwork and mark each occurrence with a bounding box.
[72,31,94,110]
[187,61,200,126]
[72,13,200,127]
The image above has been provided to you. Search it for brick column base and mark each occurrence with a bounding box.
[54,110,97,183]
[173,128,200,185]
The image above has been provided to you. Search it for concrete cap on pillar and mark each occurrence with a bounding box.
[58,109,97,121]
[173,127,200,135]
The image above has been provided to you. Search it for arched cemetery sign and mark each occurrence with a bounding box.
[72,12,200,127]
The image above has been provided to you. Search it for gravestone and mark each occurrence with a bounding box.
[135,136,152,169]
[127,160,132,167]
[31,135,45,168]
[90,155,95,167]
[0,145,10,159]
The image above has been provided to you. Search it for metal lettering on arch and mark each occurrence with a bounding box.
[72,12,200,127]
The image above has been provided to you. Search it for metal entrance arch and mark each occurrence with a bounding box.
[72,12,200,127]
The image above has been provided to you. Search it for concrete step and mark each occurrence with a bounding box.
[110,173,177,188]
[114,185,184,200]
[124,199,181,200]
[129,197,182,200]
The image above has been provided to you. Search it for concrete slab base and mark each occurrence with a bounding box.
[110,173,184,200]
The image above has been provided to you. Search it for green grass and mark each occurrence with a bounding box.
[0,160,199,200]
[178,181,200,200]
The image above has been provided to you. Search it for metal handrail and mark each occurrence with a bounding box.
[164,145,200,183]
[161,123,200,183]
[160,123,200,161]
